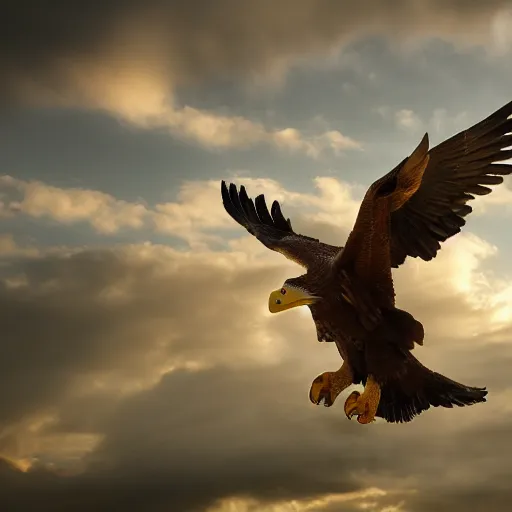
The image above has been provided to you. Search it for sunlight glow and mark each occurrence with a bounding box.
[207,488,390,512]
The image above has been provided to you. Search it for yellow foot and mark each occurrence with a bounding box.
[344,391,361,417]
[309,364,354,408]
[343,376,381,424]
[309,373,336,407]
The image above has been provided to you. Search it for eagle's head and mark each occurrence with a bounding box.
[268,275,320,314]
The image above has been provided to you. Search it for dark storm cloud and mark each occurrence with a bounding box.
[0,246,286,427]
[0,361,368,511]
[1,358,512,511]
[2,0,511,105]
[1,0,139,105]
[1,243,512,511]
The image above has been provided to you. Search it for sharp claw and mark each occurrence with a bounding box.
[309,373,334,407]
[346,409,358,420]
[341,376,381,424]
[344,391,361,420]
[345,406,357,420]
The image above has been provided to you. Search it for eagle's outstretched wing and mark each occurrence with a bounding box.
[221,181,324,268]
[389,100,512,267]
[330,134,431,306]
[332,100,512,286]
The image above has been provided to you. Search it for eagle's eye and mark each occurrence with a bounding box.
[280,288,286,295]
[275,299,282,305]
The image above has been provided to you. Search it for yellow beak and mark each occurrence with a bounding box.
[268,285,319,314]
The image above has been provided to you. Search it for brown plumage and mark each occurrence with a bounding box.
[221,100,512,423]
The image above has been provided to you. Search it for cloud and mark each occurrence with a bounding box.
[0,175,149,234]
[0,175,364,247]
[206,489,398,512]
[272,128,362,157]
[4,1,511,154]
[153,176,365,249]
[1,2,363,157]
[490,7,512,55]
[159,107,362,155]
[0,234,39,258]
[1,172,512,510]
[3,169,512,258]
[10,57,361,156]
[376,105,473,137]
[4,0,512,102]
[394,109,423,131]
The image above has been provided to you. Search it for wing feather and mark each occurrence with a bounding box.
[221,181,323,268]
[255,194,274,225]
[390,100,512,267]
[238,185,260,224]
[271,200,292,231]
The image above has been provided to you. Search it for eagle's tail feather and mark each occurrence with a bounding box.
[376,361,487,423]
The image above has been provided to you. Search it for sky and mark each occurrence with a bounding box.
[1,1,512,511]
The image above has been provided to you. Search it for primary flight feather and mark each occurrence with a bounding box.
[221,100,512,424]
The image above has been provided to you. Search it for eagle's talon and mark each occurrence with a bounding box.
[343,377,381,424]
[309,373,334,407]
[344,391,361,419]
[310,364,354,408]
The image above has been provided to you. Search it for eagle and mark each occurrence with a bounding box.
[221,100,512,424]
